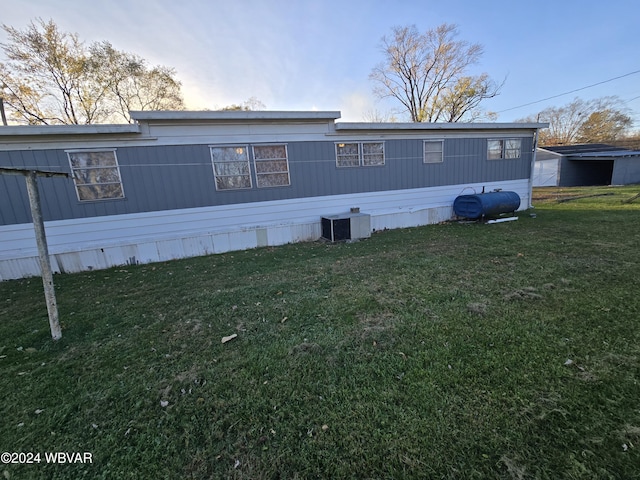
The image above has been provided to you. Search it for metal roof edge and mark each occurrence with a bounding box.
[129,110,342,122]
[0,124,141,136]
[570,151,640,159]
[334,122,549,131]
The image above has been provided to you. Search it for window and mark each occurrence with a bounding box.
[67,150,124,201]
[336,142,384,167]
[210,146,252,190]
[488,140,504,160]
[488,138,522,160]
[362,142,385,166]
[424,140,444,163]
[505,139,522,158]
[252,145,290,187]
[336,143,360,167]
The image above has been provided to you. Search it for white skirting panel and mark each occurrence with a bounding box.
[0,180,529,280]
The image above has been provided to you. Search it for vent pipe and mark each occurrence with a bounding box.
[0,98,7,126]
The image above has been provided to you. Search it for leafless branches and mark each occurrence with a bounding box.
[518,97,632,145]
[0,18,184,125]
[370,24,501,122]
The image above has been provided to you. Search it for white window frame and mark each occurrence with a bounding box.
[66,149,125,202]
[210,145,252,191]
[335,141,385,167]
[252,144,291,188]
[423,140,444,164]
[488,138,522,160]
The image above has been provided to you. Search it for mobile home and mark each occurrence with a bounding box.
[0,111,547,280]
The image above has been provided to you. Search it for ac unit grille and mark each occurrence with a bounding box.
[321,213,371,242]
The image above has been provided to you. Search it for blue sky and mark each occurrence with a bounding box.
[1,0,639,125]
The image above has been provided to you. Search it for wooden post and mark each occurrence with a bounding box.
[24,171,62,340]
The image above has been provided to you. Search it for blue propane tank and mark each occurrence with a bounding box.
[453,191,521,219]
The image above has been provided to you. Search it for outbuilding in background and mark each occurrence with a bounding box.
[533,144,640,187]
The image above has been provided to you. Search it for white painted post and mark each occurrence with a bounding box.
[24,171,62,340]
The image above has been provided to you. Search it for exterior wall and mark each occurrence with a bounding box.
[0,114,543,280]
[532,159,560,186]
[611,157,640,185]
[0,179,530,280]
[533,149,561,187]
[0,137,535,225]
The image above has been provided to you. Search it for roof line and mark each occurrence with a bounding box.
[0,124,140,136]
[335,122,549,131]
[129,110,342,121]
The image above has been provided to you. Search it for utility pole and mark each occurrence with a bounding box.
[0,167,69,340]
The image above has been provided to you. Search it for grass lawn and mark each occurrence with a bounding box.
[1,185,640,479]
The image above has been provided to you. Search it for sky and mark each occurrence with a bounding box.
[1,0,639,125]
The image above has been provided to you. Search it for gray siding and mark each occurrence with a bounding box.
[612,157,640,185]
[1,137,534,225]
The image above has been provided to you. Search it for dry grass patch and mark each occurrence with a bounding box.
[503,286,543,301]
[498,454,529,480]
[467,302,489,315]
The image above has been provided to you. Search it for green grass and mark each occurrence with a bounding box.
[1,185,640,479]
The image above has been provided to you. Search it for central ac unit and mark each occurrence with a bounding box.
[321,212,371,242]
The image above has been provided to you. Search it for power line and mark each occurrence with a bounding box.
[497,69,640,114]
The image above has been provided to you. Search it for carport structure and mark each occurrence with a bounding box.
[534,144,640,186]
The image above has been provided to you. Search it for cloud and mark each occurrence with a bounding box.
[336,88,409,122]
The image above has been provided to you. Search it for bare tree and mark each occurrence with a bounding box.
[361,108,398,122]
[435,74,500,122]
[518,97,632,146]
[576,108,632,144]
[221,96,266,111]
[369,24,501,122]
[0,18,184,125]
[521,99,587,146]
[609,132,640,150]
[0,19,99,124]
[89,41,184,123]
